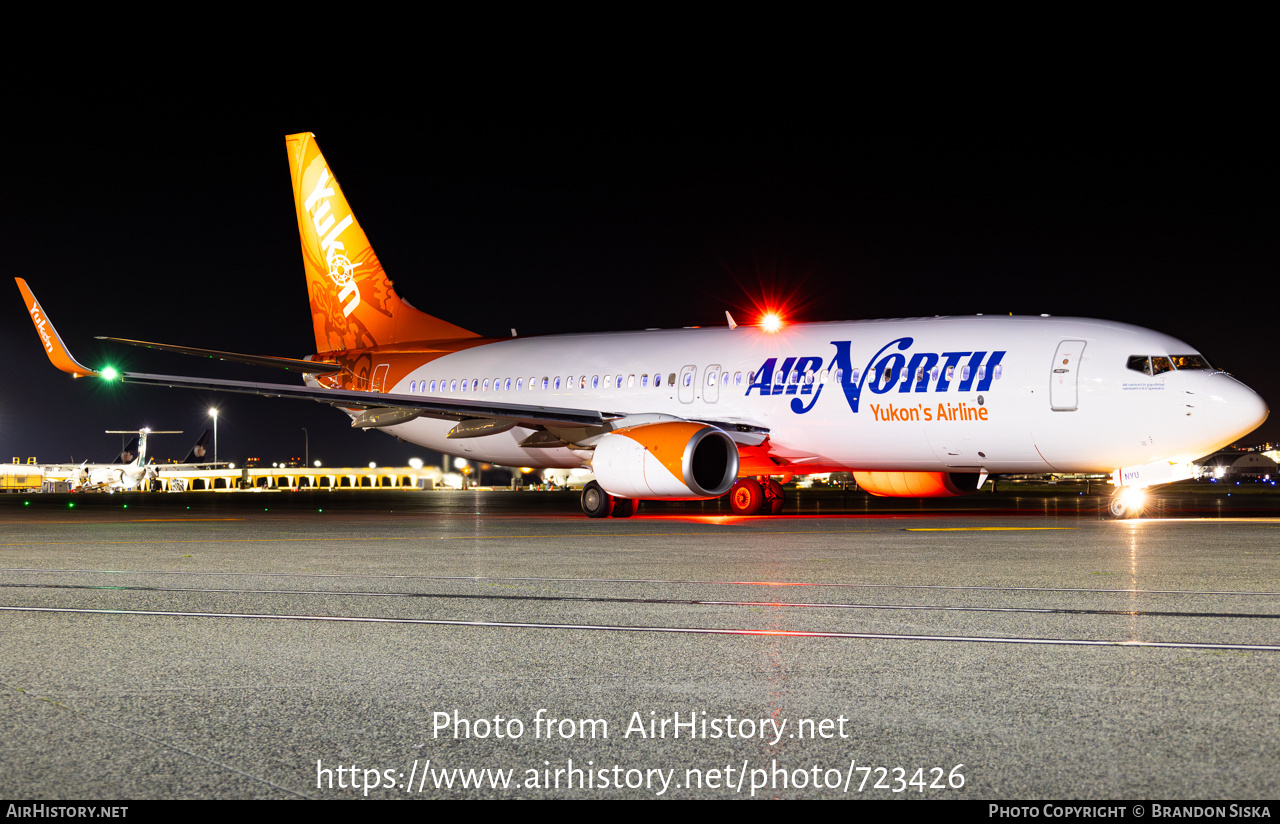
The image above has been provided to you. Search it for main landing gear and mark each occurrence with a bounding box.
[1108,487,1147,519]
[729,478,785,516]
[581,480,639,518]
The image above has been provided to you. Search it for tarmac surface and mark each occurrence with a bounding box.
[1,485,1278,799]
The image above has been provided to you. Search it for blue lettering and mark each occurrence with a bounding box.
[901,352,940,393]
[749,338,1007,416]
[745,358,777,396]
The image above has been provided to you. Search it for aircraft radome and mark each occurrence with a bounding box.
[17,133,1269,517]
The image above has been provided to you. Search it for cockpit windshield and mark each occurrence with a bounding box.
[1170,354,1212,370]
[1126,354,1213,375]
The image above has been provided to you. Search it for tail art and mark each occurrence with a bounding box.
[285,133,478,353]
[109,436,140,465]
[182,430,212,464]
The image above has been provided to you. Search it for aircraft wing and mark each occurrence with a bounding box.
[19,277,774,437]
[95,337,345,374]
[120,371,608,428]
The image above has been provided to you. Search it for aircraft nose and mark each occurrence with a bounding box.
[1203,373,1270,442]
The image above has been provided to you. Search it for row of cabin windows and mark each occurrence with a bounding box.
[406,372,736,395]
[747,364,1003,387]
[405,363,1003,395]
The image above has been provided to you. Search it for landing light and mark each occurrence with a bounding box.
[1119,486,1146,515]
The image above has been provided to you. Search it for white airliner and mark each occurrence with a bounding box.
[17,133,1269,517]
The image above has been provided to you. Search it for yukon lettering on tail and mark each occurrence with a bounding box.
[747,337,1007,416]
[303,167,360,317]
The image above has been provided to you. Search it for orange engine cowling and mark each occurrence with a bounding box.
[853,471,982,498]
[592,422,739,499]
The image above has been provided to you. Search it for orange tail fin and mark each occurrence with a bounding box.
[285,132,478,353]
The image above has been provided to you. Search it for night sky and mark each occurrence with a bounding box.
[4,81,1275,469]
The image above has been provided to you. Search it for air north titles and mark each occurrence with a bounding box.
[747,336,1007,418]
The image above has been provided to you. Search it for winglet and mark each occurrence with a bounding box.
[15,278,100,378]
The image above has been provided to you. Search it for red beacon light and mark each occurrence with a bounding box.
[760,312,785,333]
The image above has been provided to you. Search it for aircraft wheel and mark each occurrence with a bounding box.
[581,481,614,518]
[729,479,764,515]
[1108,496,1127,518]
[611,498,639,518]
[1108,488,1145,519]
[765,479,785,515]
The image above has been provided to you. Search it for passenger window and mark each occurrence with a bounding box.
[835,368,845,383]
[1151,357,1174,375]
[961,366,970,381]
[460,380,468,393]
[579,376,586,389]
[592,375,600,389]
[707,372,717,386]
[747,371,755,385]
[641,374,649,387]
[977,366,986,381]
[930,367,938,381]
[993,365,1003,380]
[504,378,512,391]
[410,381,417,393]
[516,378,523,390]
[615,374,623,388]
[628,374,635,387]
[542,377,549,390]
[472,379,479,391]
[683,372,693,387]
[654,373,663,387]
[668,373,676,385]
[734,372,742,386]
[945,365,954,381]
[723,372,730,386]
[554,377,561,390]
[1126,356,1153,376]
[450,379,458,392]
[788,370,799,385]
[482,379,490,391]
[430,380,437,392]
[604,375,612,388]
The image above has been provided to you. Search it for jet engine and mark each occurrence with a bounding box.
[853,471,982,497]
[592,421,739,499]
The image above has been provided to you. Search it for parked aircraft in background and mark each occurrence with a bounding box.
[17,134,1269,516]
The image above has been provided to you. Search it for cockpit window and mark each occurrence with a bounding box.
[1170,354,1212,370]
[1126,356,1153,376]
[1129,353,1212,375]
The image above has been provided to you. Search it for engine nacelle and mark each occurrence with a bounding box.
[853,471,982,498]
[592,422,739,499]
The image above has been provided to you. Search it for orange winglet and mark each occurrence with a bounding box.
[15,278,100,378]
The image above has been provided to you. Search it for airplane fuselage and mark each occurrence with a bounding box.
[315,315,1263,479]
